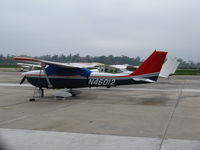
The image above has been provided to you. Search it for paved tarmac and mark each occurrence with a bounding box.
[0,69,200,150]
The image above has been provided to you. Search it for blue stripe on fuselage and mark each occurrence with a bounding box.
[45,65,91,77]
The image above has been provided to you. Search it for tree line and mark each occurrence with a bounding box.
[0,54,199,69]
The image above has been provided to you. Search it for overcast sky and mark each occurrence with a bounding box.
[0,0,200,61]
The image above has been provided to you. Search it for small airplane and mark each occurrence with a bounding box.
[16,63,41,72]
[14,50,167,101]
[111,64,138,72]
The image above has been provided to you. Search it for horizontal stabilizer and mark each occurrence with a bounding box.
[132,77,155,83]
[159,58,180,78]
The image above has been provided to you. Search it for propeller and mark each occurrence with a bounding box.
[20,76,26,84]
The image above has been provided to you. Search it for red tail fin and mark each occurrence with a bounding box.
[129,50,167,76]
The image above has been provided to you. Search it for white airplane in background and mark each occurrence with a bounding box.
[17,63,41,72]
[110,65,138,73]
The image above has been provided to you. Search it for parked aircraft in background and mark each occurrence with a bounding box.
[17,63,41,72]
[14,50,167,101]
[110,65,138,73]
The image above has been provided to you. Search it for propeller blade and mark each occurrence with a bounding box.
[20,76,26,84]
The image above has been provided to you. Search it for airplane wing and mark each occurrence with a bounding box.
[14,57,81,69]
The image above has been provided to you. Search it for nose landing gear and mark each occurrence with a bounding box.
[29,88,44,101]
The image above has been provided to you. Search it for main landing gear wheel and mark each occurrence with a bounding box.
[68,89,82,97]
[29,98,35,101]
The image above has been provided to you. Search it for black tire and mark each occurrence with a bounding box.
[71,94,76,97]
[29,98,35,101]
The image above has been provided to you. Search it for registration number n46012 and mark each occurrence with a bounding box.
[88,79,116,86]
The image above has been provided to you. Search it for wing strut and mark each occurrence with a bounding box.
[42,64,53,88]
[29,64,52,101]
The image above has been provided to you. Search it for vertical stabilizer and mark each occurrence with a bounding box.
[129,50,167,78]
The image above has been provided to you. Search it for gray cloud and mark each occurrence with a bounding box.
[0,0,200,61]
